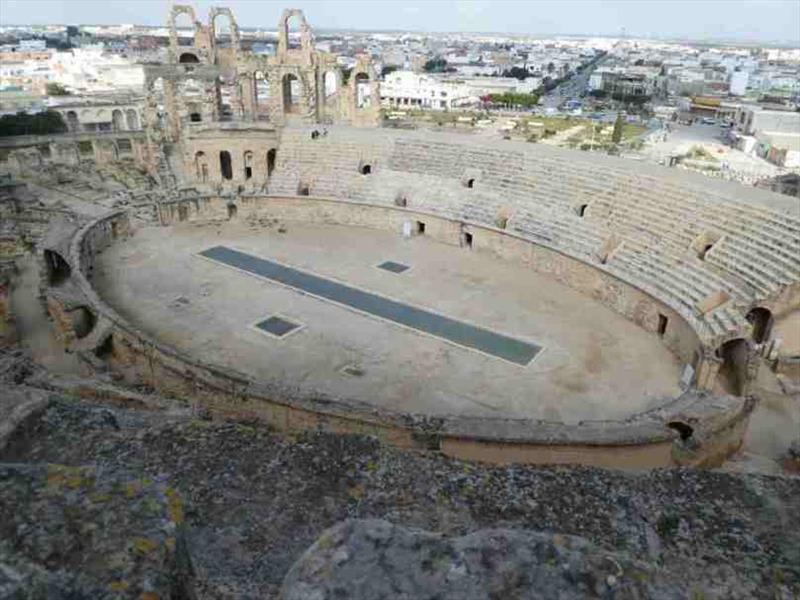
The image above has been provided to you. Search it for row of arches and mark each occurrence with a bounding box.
[63,109,140,133]
[194,149,277,183]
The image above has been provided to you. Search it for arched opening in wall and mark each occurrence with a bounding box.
[219,151,233,180]
[297,182,310,196]
[66,111,79,132]
[254,71,270,117]
[577,203,589,217]
[212,13,234,49]
[667,420,694,441]
[395,193,408,207]
[716,338,749,396]
[68,307,96,340]
[692,231,722,261]
[189,111,202,123]
[267,149,277,178]
[285,14,302,50]
[746,307,773,344]
[125,109,140,130]
[43,250,71,286]
[179,52,200,64]
[217,75,237,119]
[111,109,125,131]
[463,231,474,249]
[282,74,300,114]
[324,71,338,99]
[95,334,113,359]
[465,178,475,189]
[178,203,189,222]
[359,163,372,175]
[195,151,208,182]
[227,202,237,219]
[354,73,371,108]
[172,11,196,47]
[243,151,254,180]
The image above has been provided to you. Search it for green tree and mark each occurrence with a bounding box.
[0,111,67,137]
[423,57,449,73]
[46,82,71,96]
[611,112,624,144]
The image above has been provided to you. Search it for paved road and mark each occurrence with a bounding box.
[541,58,603,110]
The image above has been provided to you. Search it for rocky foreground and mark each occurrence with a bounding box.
[0,386,798,599]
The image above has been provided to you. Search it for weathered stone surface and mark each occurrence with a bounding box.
[0,463,193,599]
[1,396,798,599]
[280,518,684,600]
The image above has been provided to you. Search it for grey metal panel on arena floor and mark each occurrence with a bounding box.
[200,245,541,365]
[377,260,410,274]
[255,315,301,338]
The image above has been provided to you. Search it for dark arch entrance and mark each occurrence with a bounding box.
[220,151,233,180]
[267,148,277,177]
[746,307,773,344]
[43,249,71,286]
[179,52,200,63]
[716,338,749,396]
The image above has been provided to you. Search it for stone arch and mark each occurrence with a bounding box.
[277,9,313,57]
[195,151,209,182]
[43,249,71,286]
[243,150,254,180]
[282,73,301,114]
[266,148,277,178]
[219,150,233,180]
[168,5,199,60]
[324,70,339,99]
[254,70,270,117]
[353,72,372,109]
[65,110,79,132]
[179,52,200,63]
[217,74,239,119]
[125,109,140,130]
[746,306,773,345]
[111,109,125,131]
[716,338,749,396]
[209,7,240,52]
[67,306,96,340]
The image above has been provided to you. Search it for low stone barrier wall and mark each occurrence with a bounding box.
[43,197,754,468]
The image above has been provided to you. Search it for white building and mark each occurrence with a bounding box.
[729,70,748,96]
[380,70,475,110]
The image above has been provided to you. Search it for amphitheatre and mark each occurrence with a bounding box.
[0,5,799,598]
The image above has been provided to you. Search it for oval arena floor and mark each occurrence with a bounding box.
[93,221,683,423]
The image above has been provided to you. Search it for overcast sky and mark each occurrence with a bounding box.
[1,0,799,44]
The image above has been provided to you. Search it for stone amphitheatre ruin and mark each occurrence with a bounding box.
[1,5,799,475]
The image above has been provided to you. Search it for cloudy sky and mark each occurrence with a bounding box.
[1,0,799,43]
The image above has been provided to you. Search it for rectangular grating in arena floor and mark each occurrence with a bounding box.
[200,245,541,366]
[377,260,410,274]
[254,315,302,338]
